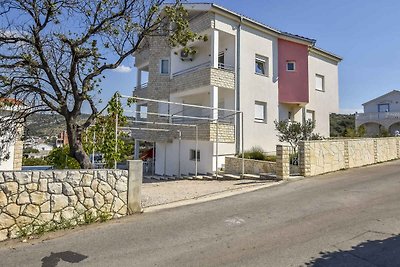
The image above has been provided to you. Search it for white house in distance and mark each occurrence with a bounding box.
[131,3,342,176]
[0,99,23,171]
[355,90,400,136]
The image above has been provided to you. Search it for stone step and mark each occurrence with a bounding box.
[241,174,261,179]
[222,174,242,180]
[259,173,281,180]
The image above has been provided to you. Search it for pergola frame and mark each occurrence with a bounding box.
[115,94,245,178]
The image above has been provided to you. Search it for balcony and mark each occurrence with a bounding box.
[171,62,235,93]
[355,112,400,127]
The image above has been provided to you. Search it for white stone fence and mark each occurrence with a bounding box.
[299,137,400,177]
[0,160,142,241]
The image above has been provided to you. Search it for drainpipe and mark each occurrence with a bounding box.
[235,17,243,155]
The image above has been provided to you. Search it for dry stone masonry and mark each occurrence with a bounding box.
[0,169,129,241]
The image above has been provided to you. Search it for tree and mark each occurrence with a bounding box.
[0,0,204,168]
[274,119,322,154]
[82,93,133,168]
[46,146,80,169]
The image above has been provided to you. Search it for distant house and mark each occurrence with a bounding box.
[0,99,23,171]
[56,130,68,148]
[355,90,400,136]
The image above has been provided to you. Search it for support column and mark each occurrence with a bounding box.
[276,145,290,180]
[211,30,219,68]
[136,69,142,89]
[127,160,143,214]
[210,86,219,121]
[299,141,311,177]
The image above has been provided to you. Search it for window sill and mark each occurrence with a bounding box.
[255,72,269,77]
[315,89,325,92]
[254,120,267,124]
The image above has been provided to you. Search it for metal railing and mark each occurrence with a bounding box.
[133,82,148,91]
[172,61,235,78]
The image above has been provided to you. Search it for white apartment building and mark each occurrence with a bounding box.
[355,90,400,136]
[132,3,341,176]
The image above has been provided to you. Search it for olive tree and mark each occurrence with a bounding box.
[274,119,322,154]
[0,0,202,168]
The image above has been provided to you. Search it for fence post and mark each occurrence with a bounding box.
[276,145,290,180]
[299,141,311,177]
[127,160,143,214]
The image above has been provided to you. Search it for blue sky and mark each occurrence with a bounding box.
[103,0,400,114]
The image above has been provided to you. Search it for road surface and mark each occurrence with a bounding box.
[1,160,400,266]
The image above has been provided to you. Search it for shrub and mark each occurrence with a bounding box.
[238,146,276,161]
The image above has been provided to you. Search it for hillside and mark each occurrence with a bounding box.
[24,113,90,138]
[24,113,66,138]
[330,113,355,137]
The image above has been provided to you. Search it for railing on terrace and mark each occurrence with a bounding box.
[172,61,234,78]
[133,82,148,91]
[356,112,400,121]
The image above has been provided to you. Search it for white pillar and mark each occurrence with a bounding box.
[210,86,219,121]
[136,69,142,89]
[211,30,219,68]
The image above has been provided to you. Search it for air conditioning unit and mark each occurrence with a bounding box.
[180,49,194,61]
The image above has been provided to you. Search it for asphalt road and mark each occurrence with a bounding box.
[1,160,400,267]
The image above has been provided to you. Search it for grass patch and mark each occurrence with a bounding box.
[16,211,113,239]
[238,146,276,162]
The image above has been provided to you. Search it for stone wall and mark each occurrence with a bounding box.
[0,169,130,241]
[299,137,400,177]
[190,12,214,34]
[171,67,235,93]
[225,157,276,175]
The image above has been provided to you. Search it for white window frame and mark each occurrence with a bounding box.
[315,74,325,91]
[254,101,267,123]
[139,104,148,120]
[255,55,268,76]
[286,61,296,71]
[306,109,315,122]
[160,59,170,75]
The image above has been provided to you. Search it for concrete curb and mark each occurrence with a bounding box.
[144,180,286,213]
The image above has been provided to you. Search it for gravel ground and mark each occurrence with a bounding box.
[141,179,276,208]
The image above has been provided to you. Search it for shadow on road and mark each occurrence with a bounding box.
[304,234,400,267]
[41,251,88,267]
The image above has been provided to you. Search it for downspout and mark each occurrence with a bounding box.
[235,16,243,155]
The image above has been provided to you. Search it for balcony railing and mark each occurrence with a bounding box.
[356,112,400,121]
[172,61,234,78]
[133,82,148,91]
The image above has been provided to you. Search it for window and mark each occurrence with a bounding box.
[160,59,169,74]
[190,149,200,161]
[316,74,325,91]
[286,61,296,71]
[218,52,225,68]
[254,101,267,122]
[378,103,390,112]
[255,55,268,76]
[139,105,148,119]
[306,109,315,122]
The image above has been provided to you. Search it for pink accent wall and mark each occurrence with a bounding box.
[278,39,309,104]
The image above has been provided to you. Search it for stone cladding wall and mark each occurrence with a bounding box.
[299,137,400,177]
[225,157,276,175]
[0,169,128,241]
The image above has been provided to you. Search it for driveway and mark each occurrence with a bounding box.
[1,160,400,266]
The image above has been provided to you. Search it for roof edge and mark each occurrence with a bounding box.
[362,90,400,106]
